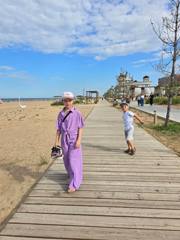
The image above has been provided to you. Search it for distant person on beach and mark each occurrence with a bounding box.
[120,102,144,155]
[149,93,154,106]
[54,92,84,193]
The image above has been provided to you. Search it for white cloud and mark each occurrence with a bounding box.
[0,65,35,81]
[0,65,15,71]
[132,52,162,67]
[0,71,34,81]
[0,0,169,59]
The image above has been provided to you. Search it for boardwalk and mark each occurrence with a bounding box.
[1,100,180,239]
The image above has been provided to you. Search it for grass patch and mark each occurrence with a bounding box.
[148,122,180,136]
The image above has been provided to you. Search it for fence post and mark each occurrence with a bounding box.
[154,110,157,125]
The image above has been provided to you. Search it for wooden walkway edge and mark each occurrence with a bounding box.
[1,100,180,239]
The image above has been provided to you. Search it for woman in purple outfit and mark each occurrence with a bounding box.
[54,92,84,193]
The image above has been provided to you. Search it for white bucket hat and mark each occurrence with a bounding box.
[63,92,74,100]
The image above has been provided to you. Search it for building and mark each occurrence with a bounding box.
[155,74,180,96]
[158,74,180,86]
[86,90,99,103]
[115,72,155,99]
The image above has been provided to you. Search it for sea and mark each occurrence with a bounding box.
[1,98,54,102]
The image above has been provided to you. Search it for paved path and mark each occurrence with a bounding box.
[1,101,180,239]
[130,101,180,123]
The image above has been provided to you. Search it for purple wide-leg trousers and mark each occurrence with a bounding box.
[61,133,83,190]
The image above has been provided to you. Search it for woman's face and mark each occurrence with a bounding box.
[64,98,73,109]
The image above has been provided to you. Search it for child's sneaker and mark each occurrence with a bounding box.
[51,146,63,159]
[124,149,130,154]
[129,148,136,156]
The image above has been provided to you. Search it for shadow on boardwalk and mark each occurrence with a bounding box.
[83,142,124,153]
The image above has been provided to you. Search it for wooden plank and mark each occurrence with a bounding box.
[39,178,180,187]
[46,172,180,179]
[44,174,180,182]
[2,224,180,240]
[48,166,180,173]
[53,161,180,166]
[52,162,180,168]
[34,183,180,194]
[24,196,180,209]
[9,212,180,230]
[82,152,176,156]
[18,204,180,219]
[29,189,180,201]
[0,237,69,240]
[82,152,176,157]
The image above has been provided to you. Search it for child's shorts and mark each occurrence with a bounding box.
[125,127,134,141]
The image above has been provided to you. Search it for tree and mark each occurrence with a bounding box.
[151,0,180,127]
[104,86,115,99]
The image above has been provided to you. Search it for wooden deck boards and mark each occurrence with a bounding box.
[1,100,180,239]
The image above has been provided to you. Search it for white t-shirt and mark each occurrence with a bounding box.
[123,111,135,131]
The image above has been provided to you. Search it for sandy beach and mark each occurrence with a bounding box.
[0,100,93,224]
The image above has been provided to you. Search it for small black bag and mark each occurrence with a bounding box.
[51,145,63,159]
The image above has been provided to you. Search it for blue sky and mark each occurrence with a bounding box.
[0,0,169,98]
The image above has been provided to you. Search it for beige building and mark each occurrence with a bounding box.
[115,72,155,99]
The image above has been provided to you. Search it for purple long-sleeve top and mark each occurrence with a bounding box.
[56,107,84,139]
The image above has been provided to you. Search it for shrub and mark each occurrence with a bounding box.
[146,96,180,105]
[51,101,63,106]
[172,96,180,104]
[74,99,85,104]
[154,97,168,105]
[146,98,150,104]
[113,101,118,106]
[74,99,81,104]
[51,99,84,106]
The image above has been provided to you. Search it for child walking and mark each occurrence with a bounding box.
[120,102,144,155]
[54,92,84,193]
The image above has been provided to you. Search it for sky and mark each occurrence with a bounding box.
[0,0,171,98]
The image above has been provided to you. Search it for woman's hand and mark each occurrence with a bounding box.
[75,128,83,148]
[75,140,81,148]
